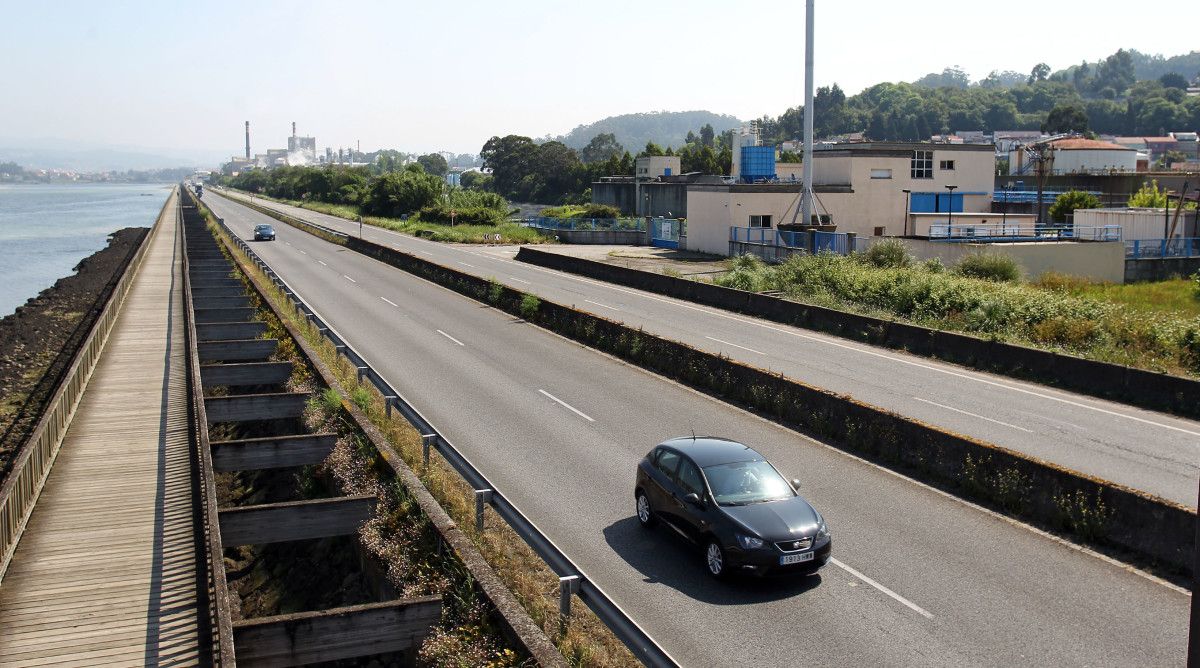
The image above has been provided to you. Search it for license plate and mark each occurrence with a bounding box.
[780,552,815,566]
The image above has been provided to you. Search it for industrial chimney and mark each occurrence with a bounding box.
[292,121,297,138]
[245,121,250,159]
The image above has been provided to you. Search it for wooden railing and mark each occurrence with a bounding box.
[0,187,173,584]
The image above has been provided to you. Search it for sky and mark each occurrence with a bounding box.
[3,0,1198,165]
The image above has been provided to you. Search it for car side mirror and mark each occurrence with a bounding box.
[791,479,802,491]
[684,493,703,507]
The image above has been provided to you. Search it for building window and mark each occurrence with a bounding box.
[870,168,893,179]
[749,215,772,228]
[911,151,933,179]
[940,160,955,170]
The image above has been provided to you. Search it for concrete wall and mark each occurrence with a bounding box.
[636,156,681,178]
[1125,256,1200,282]
[888,238,1126,283]
[592,181,688,217]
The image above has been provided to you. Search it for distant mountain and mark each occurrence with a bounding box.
[1053,50,1200,83]
[0,137,226,172]
[551,111,743,152]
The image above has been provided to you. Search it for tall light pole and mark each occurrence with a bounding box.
[901,189,911,236]
[945,185,958,235]
[800,0,815,227]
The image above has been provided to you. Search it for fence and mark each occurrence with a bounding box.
[928,223,1122,242]
[0,188,167,584]
[729,227,859,262]
[1125,237,1200,259]
[520,217,646,232]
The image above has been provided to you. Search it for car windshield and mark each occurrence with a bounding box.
[703,460,793,506]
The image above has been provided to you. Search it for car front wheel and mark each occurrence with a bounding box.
[705,540,727,579]
[635,491,656,528]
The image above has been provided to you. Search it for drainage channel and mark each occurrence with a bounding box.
[181,197,441,666]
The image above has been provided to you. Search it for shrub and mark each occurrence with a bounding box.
[1127,179,1167,208]
[418,204,503,226]
[1048,190,1101,223]
[922,257,946,273]
[540,203,622,219]
[861,238,912,269]
[519,294,540,319]
[955,253,1021,282]
[1193,271,1200,302]
[714,254,771,292]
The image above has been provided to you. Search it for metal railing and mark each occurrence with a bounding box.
[1125,237,1200,259]
[729,227,858,256]
[928,223,1123,242]
[202,207,678,667]
[0,187,170,584]
[520,217,646,232]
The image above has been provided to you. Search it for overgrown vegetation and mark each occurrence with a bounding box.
[540,203,622,219]
[713,251,1200,375]
[1048,190,1101,223]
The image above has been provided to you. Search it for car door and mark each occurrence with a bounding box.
[672,456,713,543]
[646,448,682,526]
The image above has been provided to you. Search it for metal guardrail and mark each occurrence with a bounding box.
[1125,237,1200,259]
[730,227,859,255]
[199,207,678,667]
[929,223,1122,242]
[520,216,646,232]
[0,187,171,584]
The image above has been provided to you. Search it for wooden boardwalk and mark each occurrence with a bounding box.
[0,192,206,666]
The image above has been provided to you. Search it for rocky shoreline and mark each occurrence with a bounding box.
[0,227,149,480]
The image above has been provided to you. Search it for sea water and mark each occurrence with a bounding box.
[0,183,171,317]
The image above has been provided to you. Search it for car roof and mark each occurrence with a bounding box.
[657,436,762,467]
[255,223,273,228]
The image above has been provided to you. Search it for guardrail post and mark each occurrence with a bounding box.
[422,434,436,467]
[356,366,368,384]
[385,396,397,418]
[558,575,582,632]
[474,489,492,532]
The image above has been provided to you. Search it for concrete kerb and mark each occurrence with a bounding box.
[199,204,570,667]
[514,247,1200,420]
[341,235,1195,578]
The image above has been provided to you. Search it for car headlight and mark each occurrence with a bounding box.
[816,519,830,540]
[736,533,764,550]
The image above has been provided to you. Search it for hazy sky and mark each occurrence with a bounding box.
[4,0,1198,161]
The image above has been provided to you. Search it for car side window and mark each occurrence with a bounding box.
[676,458,704,497]
[654,449,681,479]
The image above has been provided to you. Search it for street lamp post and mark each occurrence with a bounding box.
[945,185,958,236]
[901,189,912,237]
[1001,184,1010,234]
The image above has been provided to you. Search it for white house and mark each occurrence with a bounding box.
[1009,138,1137,176]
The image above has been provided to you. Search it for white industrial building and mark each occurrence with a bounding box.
[1009,138,1137,175]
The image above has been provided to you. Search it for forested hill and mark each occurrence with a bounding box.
[1057,50,1200,84]
[552,111,742,152]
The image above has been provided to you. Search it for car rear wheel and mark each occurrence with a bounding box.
[635,491,656,528]
[705,540,727,579]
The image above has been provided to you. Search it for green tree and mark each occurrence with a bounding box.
[580,132,624,163]
[1042,104,1089,133]
[362,169,444,217]
[1092,49,1136,94]
[1159,72,1190,90]
[0,161,23,176]
[639,141,666,157]
[1128,180,1168,208]
[1085,99,1127,135]
[1049,190,1101,223]
[416,153,449,176]
[1029,62,1051,84]
[700,123,715,147]
[1135,98,1184,135]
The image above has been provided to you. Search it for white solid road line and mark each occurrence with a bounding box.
[538,389,595,422]
[380,296,398,307]
[317,260,327,266]
[705,335,766,355]
[913,397,1033,433]
[436,329,465,346]
[831,558,934,619]
[343,274,357,283]
[585,299,620,311]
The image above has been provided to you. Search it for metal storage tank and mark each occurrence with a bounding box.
[740,145,776,182]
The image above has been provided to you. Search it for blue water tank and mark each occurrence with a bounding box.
[740,145,776,182]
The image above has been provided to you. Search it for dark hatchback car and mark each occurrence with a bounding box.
[253,224,276,241]
[635,437,831,578]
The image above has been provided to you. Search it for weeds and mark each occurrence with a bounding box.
[954,252,1021,282]
[519,294,541,319]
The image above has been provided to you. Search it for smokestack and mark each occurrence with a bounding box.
[245,121,251,159]
[800,0,815,227]
[292,121,297,138]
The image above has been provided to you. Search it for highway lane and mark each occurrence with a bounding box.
[214,189,1200,508]
[207,191,1188,666]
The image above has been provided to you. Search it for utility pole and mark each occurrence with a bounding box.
[800,0,816,227]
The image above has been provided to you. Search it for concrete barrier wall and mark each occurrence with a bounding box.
[340,237,1194,576]
[515,246,1200,420]
[1126,257,1200,283]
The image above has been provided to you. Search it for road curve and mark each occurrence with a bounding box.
[214,189,1200,508]
[206,191,1188,666]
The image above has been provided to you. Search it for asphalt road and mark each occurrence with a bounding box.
[206,191,1188,666]
[214,189,1200,508]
